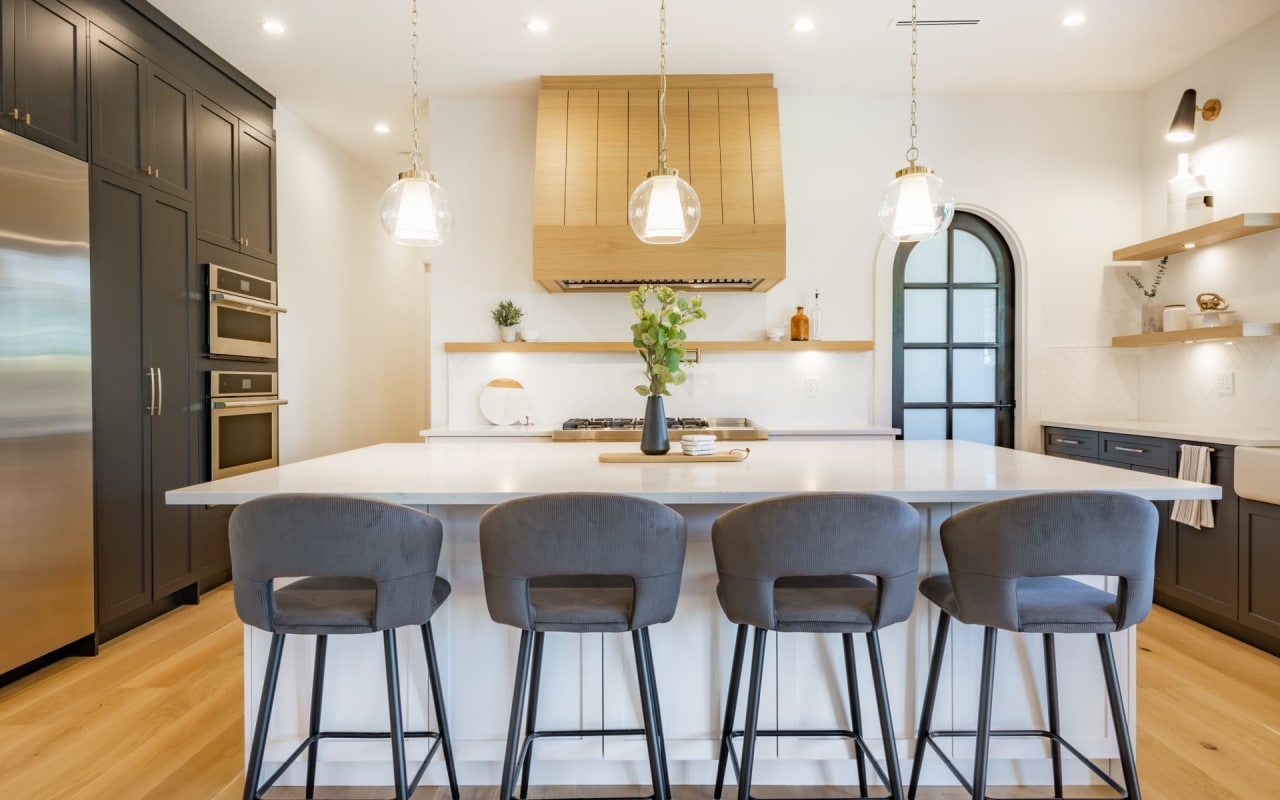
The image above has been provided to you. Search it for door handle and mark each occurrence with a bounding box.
[145,368,157,415]
[156,367,163,416]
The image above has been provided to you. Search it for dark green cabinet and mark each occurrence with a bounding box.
[1240,500,1280,640]
[1,0,87,159]
[196,93,275,262]
[90,168,194,626]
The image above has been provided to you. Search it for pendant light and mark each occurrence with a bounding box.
[878,0,954,242]
[380,0,452,246]
[629,0,700,245]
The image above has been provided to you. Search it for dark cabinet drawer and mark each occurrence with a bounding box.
[1044,427,1098,459]
[1100,433,1172,470]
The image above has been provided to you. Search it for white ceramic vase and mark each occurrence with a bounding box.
[499,326,518,343]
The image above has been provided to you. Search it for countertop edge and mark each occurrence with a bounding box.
[1041,419,1280,447]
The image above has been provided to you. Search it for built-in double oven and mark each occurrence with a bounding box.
[206,264,286,480]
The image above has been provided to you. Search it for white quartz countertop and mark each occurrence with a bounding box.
[420,425,900,438]
[1042,419,1280,447]
[168,440,1218,506]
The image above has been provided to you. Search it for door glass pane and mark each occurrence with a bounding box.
[903,235,947,283]
[904,289,947,343]
[903,409,947,440]
[953,230,996,283]
[904,349,947,403]
[953,408,996,445]
[953,289,997,343]
[953,348,996,403]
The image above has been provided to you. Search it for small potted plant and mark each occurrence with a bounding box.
[491,300,524,342]
[629,284,706,454]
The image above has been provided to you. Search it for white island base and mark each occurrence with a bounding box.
[163,441,1216,789]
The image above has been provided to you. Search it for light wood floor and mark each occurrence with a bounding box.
[1,586,1277,799]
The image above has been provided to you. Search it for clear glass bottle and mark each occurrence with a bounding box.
[811,290,823,341]
[789,306,810,341]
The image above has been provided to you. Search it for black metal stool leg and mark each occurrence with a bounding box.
[715,624,749,800]
[738,628,768,800]
[1098,633,1142,800]
[1043,634,1064,799]
[641,627,672,800]
[867,631,905,800]
[908,613,950,800]
[633,630,669,799]
[519,632,546,800]
[499,631,534,800]
[971,627,999,800]
[244,633,286,800]
[422,623,460,800]
[305,635,327,799]
[382,631,410,800]
[843,632,869,797]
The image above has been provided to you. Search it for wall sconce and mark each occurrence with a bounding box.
[1166,89,1222,142]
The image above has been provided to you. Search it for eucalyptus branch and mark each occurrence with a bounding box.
[1126,256,1168,299]
[628,284,706,397]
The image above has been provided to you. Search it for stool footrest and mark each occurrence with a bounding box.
[920,728,1128,800]
[504,726,661,800]
[720,727,896,799]
[253,728,444,800]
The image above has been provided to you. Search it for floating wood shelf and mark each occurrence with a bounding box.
[444,340,874,354]
[1112,213,1280,262]
[1112,323,1280,348]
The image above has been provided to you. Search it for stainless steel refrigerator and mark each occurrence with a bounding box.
[0,128,94,674]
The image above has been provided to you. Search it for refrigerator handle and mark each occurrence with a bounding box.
[145,368,156,415]
[156,367,163,416]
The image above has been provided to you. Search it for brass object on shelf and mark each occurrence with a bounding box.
[1197,292,1229,311]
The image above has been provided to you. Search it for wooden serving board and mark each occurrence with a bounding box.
[598,450,750,463]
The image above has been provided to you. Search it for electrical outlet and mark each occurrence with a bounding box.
[804,377,819,399]
[1216,371,1235,397]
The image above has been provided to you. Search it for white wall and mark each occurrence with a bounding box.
[427,90,1142,440]
[275,106,429,462]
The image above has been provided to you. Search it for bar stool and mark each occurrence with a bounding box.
[711,493,923,800]
[229,494,460,800]
[907,491,1158,800]
[479,493,687,800]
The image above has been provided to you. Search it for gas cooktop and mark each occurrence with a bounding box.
[553,417,768,442]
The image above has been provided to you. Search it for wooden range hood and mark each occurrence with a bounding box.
[533,74,785,292]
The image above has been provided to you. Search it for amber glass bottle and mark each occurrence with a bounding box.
[789,306,810,341]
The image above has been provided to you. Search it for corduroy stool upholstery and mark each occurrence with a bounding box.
[230,494,459,800]
[480,493,687,800]
[711,493,923,800]
[907,491,1159,800]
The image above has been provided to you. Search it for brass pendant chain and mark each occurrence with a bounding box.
[409,0,423,172]
[657,0,668,171]
[906,0,920,166]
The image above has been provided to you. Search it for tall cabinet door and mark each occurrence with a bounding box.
[1,0,17,135]
[145,192,193,597]
[238,121,276,262]
[146,64,193,201]
[89,169,151,623]
[195,94,239,250]
[89,26,146,178]
[11,0,87,159]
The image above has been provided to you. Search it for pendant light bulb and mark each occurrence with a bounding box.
[631,0,700,245]
[382,0,452,247]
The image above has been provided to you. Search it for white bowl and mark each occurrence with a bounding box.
[766,327,785,341]
[519,330,540,342]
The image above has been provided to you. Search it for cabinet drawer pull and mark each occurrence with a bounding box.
[1055,438,1081,445]
[1114,446,1145,454]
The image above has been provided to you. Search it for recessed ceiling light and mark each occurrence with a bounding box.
[261,20,286,35]
[374,123,390,134]
[793,18,815,33]
[527,19,549,33]
[1062,12,1086,27]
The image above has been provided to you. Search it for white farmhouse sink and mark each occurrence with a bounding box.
[1235,447,1280,505]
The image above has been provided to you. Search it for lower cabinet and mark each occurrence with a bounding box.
[1239,500,1280,640]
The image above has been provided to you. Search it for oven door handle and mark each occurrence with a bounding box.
[210,293,288,314]
[212,398,289,409]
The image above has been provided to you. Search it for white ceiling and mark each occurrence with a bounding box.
[152,0,1280,180]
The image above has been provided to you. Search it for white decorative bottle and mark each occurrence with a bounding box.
[1167,153,1198,233]
[810,289,823,341]
[1185,174,1215,228]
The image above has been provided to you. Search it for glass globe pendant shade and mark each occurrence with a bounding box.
[878,165,954,242]
[380,171,453,246]
[629,168,701,245]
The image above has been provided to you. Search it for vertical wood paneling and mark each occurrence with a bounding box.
[564,90,599,225]
[596,89,630,225]
[718,88,755,224]
[533,90,568,225]
[627,89,659,197]
[688,88,723,225]
[663,88,690,179]
[747,88,784,224]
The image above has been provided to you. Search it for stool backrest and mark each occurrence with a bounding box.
[939,491,1158,631]
[712,493,922,629]
[229,494,443,633]
[479,493,687,630]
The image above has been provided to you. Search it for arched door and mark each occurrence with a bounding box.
[892,211,1016,447]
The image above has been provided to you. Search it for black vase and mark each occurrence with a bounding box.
[640,395,670,455]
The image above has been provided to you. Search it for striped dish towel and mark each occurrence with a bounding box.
[1171,445,1214,529]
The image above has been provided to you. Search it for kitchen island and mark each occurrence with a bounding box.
[168,440,1217,789]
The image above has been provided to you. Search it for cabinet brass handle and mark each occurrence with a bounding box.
[145,166,154,176]
[1114,446,1145,454]
[6,108,18,120]
[1055,438,1081,445]
[22,113,30,125]
[153,167,159,179]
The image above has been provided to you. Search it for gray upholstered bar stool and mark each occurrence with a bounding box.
[480,493,687,800]
[711,493,923,800]
[907,491,1159,800]
[229,494,459,800]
